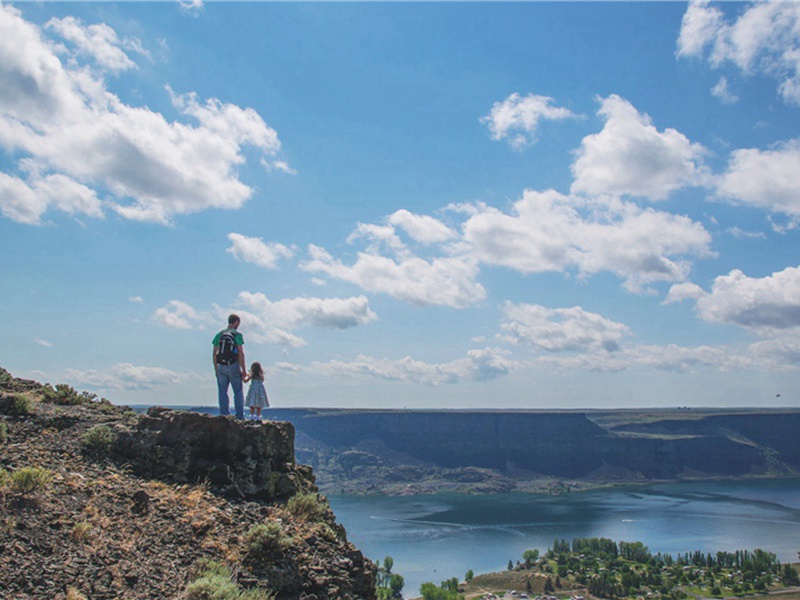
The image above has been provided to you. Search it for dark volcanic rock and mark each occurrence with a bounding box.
[114,407,315,500]
[0,368,376,600]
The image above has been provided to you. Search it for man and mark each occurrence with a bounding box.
[212,314,246,420]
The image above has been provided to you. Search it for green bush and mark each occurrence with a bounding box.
[0,420,8,443]
[245,522,293,560]
[81,425,117,452]
[11,466,53,494]
[0,394,34,416]
[185,560,275,600]
[286,492,328,522]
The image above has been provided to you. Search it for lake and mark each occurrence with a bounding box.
[328,478,800,598]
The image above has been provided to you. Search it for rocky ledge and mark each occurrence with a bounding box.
[0,368,376,600]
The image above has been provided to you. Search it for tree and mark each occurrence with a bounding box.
[508,560,514,571]
[544,576,555,594]
[782,564,800,586]
[420,582,461,600]
[523,549,540,567]
[465,570,474,582]
[389,574,404,597]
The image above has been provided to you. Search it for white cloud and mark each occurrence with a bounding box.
[0,170,103,225]
[481,92,578,150]
[538,343,751,374]
[664,282,707,304]
[500,302,629,353]
[45,16,148,73]
[0,5,285,225]
[226,233,294,269]
[66,363,187,390]
[236,292,377,347]
[677,0,800,105]
[129,296,144,303]
[152,300,214,330]
[302,244,486,308]
[178,0,205,17]
[711,76,739,104]
[696,266,800,332]
[34,338,53,348]
[462,189,712,293]
[388,209,456,245]
[279,346,515,386]
[676,0,725,59]
[571,95,708,200]
[716,140,800,225]
[261,158,297,175]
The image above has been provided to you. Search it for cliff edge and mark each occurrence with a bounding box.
[0,368,376,600]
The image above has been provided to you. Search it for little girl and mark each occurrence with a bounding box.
[244,361,269,421]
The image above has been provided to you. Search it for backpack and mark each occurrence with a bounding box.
[216,329,239,365]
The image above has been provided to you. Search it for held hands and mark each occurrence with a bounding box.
[242,371,250,382]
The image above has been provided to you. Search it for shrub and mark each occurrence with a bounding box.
[0,420,7,443]
[286,492,328,522]
[81,425,117,452]
[65,589,88,600]
[10,466,53,494]
[42,384,85,406]
[72,522,92,543]
[0,467,9,489]
[0,394,34,416]
[245,522,293,560]
[185,560,275,600]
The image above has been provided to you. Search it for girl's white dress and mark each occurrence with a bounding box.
[245,378,269,408]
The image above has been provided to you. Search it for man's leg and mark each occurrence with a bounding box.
[231,372,245,420]
[217,365,231,416]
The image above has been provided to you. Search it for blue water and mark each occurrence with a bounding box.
[328,478,800,598]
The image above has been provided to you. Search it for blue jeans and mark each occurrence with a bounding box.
[216,362,245,420]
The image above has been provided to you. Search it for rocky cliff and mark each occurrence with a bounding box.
[263,408,800,494]
[0,369,376,599]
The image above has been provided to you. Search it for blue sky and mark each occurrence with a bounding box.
[2,0,800,410]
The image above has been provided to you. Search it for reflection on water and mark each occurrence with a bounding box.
[328,479,800,598]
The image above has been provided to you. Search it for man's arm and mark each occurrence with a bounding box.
[212,346,218,371]
[238,344,246,378]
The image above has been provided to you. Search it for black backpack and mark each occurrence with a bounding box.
[217,330,239,365]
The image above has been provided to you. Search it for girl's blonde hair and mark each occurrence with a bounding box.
[249,362,264,380]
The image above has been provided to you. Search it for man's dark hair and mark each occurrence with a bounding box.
[228,314,240,326]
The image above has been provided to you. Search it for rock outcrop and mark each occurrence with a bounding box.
[0,368,376,600]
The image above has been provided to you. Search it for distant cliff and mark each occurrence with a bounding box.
[263,408,800,494]
[0,368,375,599]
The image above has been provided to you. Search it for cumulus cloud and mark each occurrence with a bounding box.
[178,0,205,17]
[481,92,578,150]
[537,343,751,374]
[500,302,629,353]
[0,5,286,225]
[302,244,486,308]
[154,294,376,347]
[711,76,739,104]
[45,16,149,73]
[65,363,187,390]
[664,282,707,304]
[226,233,294,269]
[236,292,377,347]
[387,209,457,245]
[696,266,800,332]
[152,300,214,330]
[462,189,712,293]
[677,0,800,105]
[571,95,709,200]
[278,346,515,386]
[716,140,800,225]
